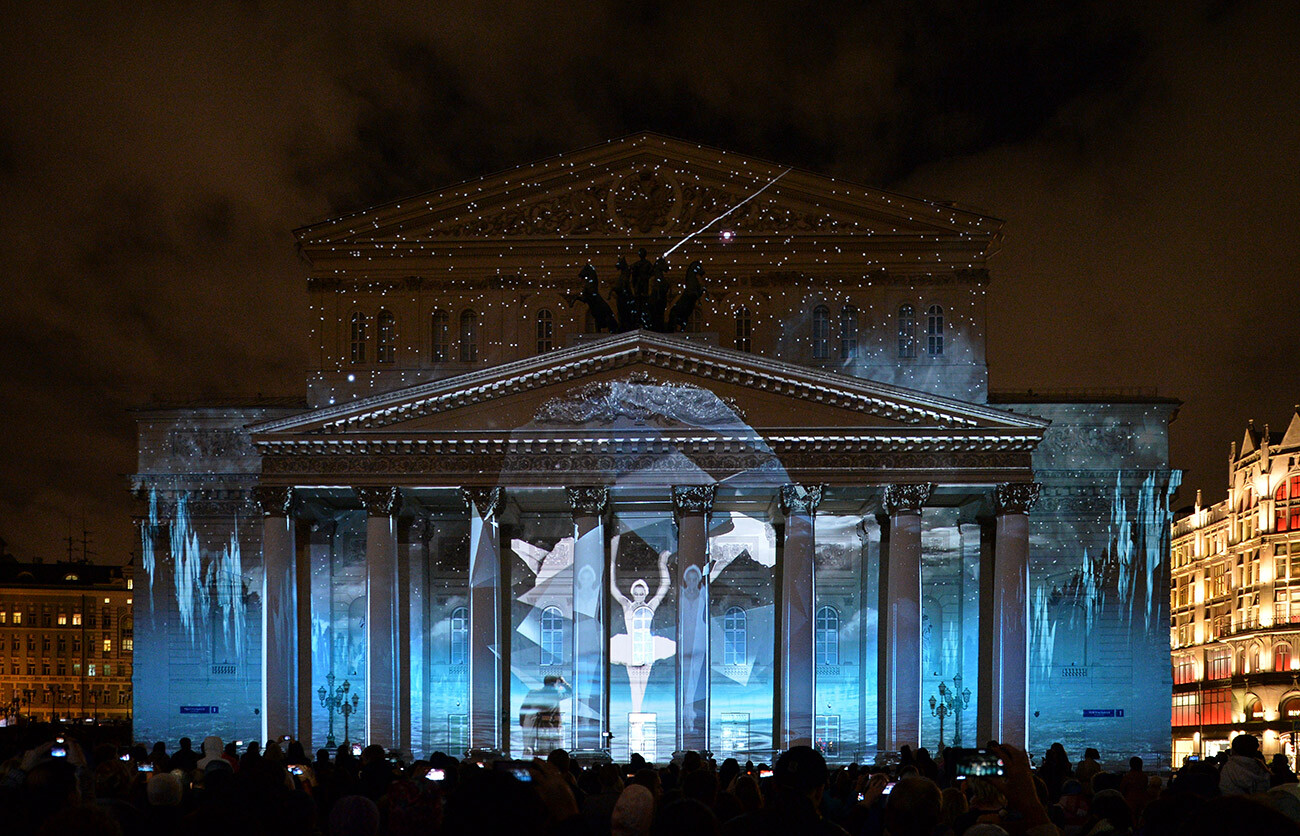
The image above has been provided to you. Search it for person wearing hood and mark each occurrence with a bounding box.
[1219,734,1271,796]
[196,735,226,772]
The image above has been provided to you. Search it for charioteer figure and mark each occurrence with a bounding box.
[571,248,706,334]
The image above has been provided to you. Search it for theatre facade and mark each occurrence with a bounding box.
[132,134,1179,763]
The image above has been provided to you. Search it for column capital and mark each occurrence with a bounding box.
[566,486,609,517]
[672,484,717,516]
[355,486,401,517]
[995,482,1041,515]
[779,483,824,516]
[461,487,503,518]
[883,483,933,516]
[253,486,295,517]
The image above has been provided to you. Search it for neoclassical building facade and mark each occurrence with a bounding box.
[1170,410,1300,765]
[132,135,1179,764]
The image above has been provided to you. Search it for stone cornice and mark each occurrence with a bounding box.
[254,429,1042,458]
[250,333,1047,436]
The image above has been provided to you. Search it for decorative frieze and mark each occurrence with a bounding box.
[995,482,1042,515]
[672,485,717,516]
[779,484,825,516]
[354,486,401,516]
[461,487,503,518]
[253,486,294,517]
[566,486,609,517]
[883,483,933,516]
[534,372,746,425]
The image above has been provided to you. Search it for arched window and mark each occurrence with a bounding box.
[376,308,396,363]
[632,606,653,666]
[684,307,703,334]
[1277,642,1293,672]
[459,310,478,363]
[449,606,468,665]
[734,307,752,352]
[898,304,916,358]
[350,312,369,363]
[815,605,839,665]
[840,305,858,359]
[430,310,450,362]
[1282,696,1300,719]
[926,305,944,356]
[536,309,554,353]
[1244,694,1264,721]
[812,305,830,359]
[723,607,747,666]
[540,606,564,665]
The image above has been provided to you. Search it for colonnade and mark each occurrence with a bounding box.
[256,481,1039,756]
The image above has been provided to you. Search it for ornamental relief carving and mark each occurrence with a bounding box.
[421,168,843,239]
[262,449,1029,478]
[671,484,717,515]
[533,372,746,426]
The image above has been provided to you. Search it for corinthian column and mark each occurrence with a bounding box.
[257,486,296,745]
[356,486,402,751]
[979,482,1039,749]
[778,483,824,749]
[673,484,716,753]
[567,486,609,751]
[462,487,504,751]
[879,482,932,753]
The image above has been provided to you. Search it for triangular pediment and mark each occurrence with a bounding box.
[295,133,1000,249]
[252,332,1045,442]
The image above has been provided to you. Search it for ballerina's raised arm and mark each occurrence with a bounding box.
[609,530,632,610]
[648,549,673,611]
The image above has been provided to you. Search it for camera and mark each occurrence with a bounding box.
[955,749,1005,778]
[351,743,362,757]
[425,768,446,782]
[50,745,67,758]
[138,762,155,773]
[288,765,305,776]
[494,760,533,782]
[759,769,773,779]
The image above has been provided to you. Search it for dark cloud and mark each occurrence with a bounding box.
[0,0,1293,561]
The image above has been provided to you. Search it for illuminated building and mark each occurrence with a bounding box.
[1171,409,1300,765]
[0,554,133,724]
[132,134,1178,763]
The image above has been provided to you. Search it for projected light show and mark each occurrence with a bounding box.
[127,135,1179,765]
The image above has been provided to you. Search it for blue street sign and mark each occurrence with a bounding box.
[180,705,220,714]
[1082,709,1124,718]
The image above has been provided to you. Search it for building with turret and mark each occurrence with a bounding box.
[1171,408,1300,765]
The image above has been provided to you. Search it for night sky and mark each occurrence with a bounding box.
[1,1,1296,565]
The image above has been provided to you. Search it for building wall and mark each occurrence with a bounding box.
[1170,416,1300,765]
[0,575,133,724]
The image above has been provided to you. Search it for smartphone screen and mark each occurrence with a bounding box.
[882,782,896,795]
[425,768,445,782]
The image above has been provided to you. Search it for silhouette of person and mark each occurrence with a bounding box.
[520,675,569,755]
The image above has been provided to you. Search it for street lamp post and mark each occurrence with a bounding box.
[318,674,359,749]
[928,673,973,751]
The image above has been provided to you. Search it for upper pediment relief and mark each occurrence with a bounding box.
[296,134,1001,248]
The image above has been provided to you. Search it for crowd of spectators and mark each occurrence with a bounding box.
[3,725,1300,836]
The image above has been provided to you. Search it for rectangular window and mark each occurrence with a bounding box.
[1203,688,1232,725]
[1172,656,1196,684]
[57,613,67,626]
[88,663,96,677]
[1207,648,1231,679]
[12,611,19,625]
[719,713,750,758]
[123,638,133,652]
[448,714,468,755]
[72,613,81,626]
[1172,693,1199,727]
[0,611,6,624]
[41,660,50,676]
[628,712,658,763]
[103,638,112,653]
[815,714,841,755]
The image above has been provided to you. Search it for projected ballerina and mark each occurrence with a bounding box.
[609,532,675,713]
